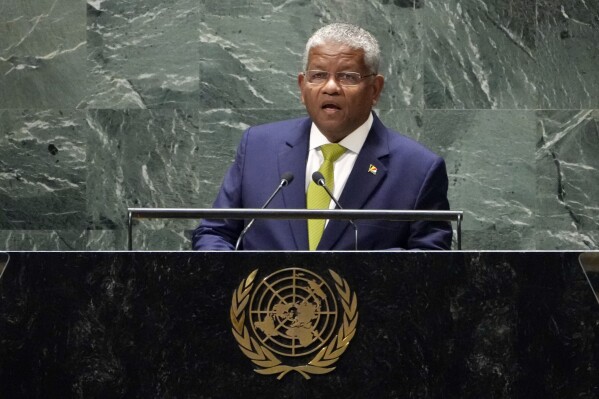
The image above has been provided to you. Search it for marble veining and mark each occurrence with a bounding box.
[0,0,87,108]
[0,109,87,230]
[536,110,599,249]
[1,1,598,250]
[84,0,200,108]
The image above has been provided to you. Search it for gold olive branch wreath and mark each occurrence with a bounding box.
[230,269,358,380]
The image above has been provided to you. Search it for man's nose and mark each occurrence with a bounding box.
[322,74,341,93]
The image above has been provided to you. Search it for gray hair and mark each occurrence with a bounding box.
[303,23,381,74]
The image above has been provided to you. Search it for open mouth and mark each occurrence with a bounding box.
[322,103,341,111]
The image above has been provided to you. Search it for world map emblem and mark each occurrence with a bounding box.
[230,268,359,379]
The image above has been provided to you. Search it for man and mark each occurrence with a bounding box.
[193,23,451,250]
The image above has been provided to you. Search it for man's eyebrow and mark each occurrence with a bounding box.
[308,63,361,71]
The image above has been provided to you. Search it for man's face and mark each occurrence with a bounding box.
[298,42,384,143]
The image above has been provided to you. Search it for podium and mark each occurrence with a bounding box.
[1,251,598,398]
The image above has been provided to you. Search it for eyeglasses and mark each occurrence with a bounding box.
[303,70,376,86]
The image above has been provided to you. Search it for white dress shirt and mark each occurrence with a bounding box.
[305,113,374,209]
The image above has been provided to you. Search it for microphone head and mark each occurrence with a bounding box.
[281,172,294,186]
[312,171,325,186]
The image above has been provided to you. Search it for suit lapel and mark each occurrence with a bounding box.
[278,118,311,250]
[317,115,389,250]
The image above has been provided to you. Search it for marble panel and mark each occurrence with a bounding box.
[200,0,423,110]
[422,0,539,109]
[85,228,124,250]
[423,110,537,249]
[536,0,599,109]
[536,110,599,250]
[0,109,88,230]
[85,109,201,242]
[377,109,424,141]
[376,110,465,248]
[86,223,198,251]
[88,211,200,250]
[196,108,306,200]
[128,220,197,251]
[0,0,87,108]
[83,0,199,109]
[2,1,599,252]
[0,230,89,250]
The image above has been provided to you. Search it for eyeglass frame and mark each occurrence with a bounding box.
[302,70,377,86]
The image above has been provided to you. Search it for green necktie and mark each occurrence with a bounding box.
[307,143,347,250]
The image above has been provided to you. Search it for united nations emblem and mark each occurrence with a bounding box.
[230,268,358,379]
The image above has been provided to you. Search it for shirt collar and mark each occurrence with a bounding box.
[308,112,373,154]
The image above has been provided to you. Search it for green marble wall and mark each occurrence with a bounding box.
[1,0,598,250]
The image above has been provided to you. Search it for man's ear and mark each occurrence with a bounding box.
[297,73,305,104]
[371,75,385,105]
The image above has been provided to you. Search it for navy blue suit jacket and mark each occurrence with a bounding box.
[192,113,452,250]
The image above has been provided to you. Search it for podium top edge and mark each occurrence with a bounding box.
[127,208,464,221]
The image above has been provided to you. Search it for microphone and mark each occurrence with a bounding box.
[235,172,294,250]
[311,171,358,250]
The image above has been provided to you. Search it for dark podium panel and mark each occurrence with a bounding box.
[0,252,598,398]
